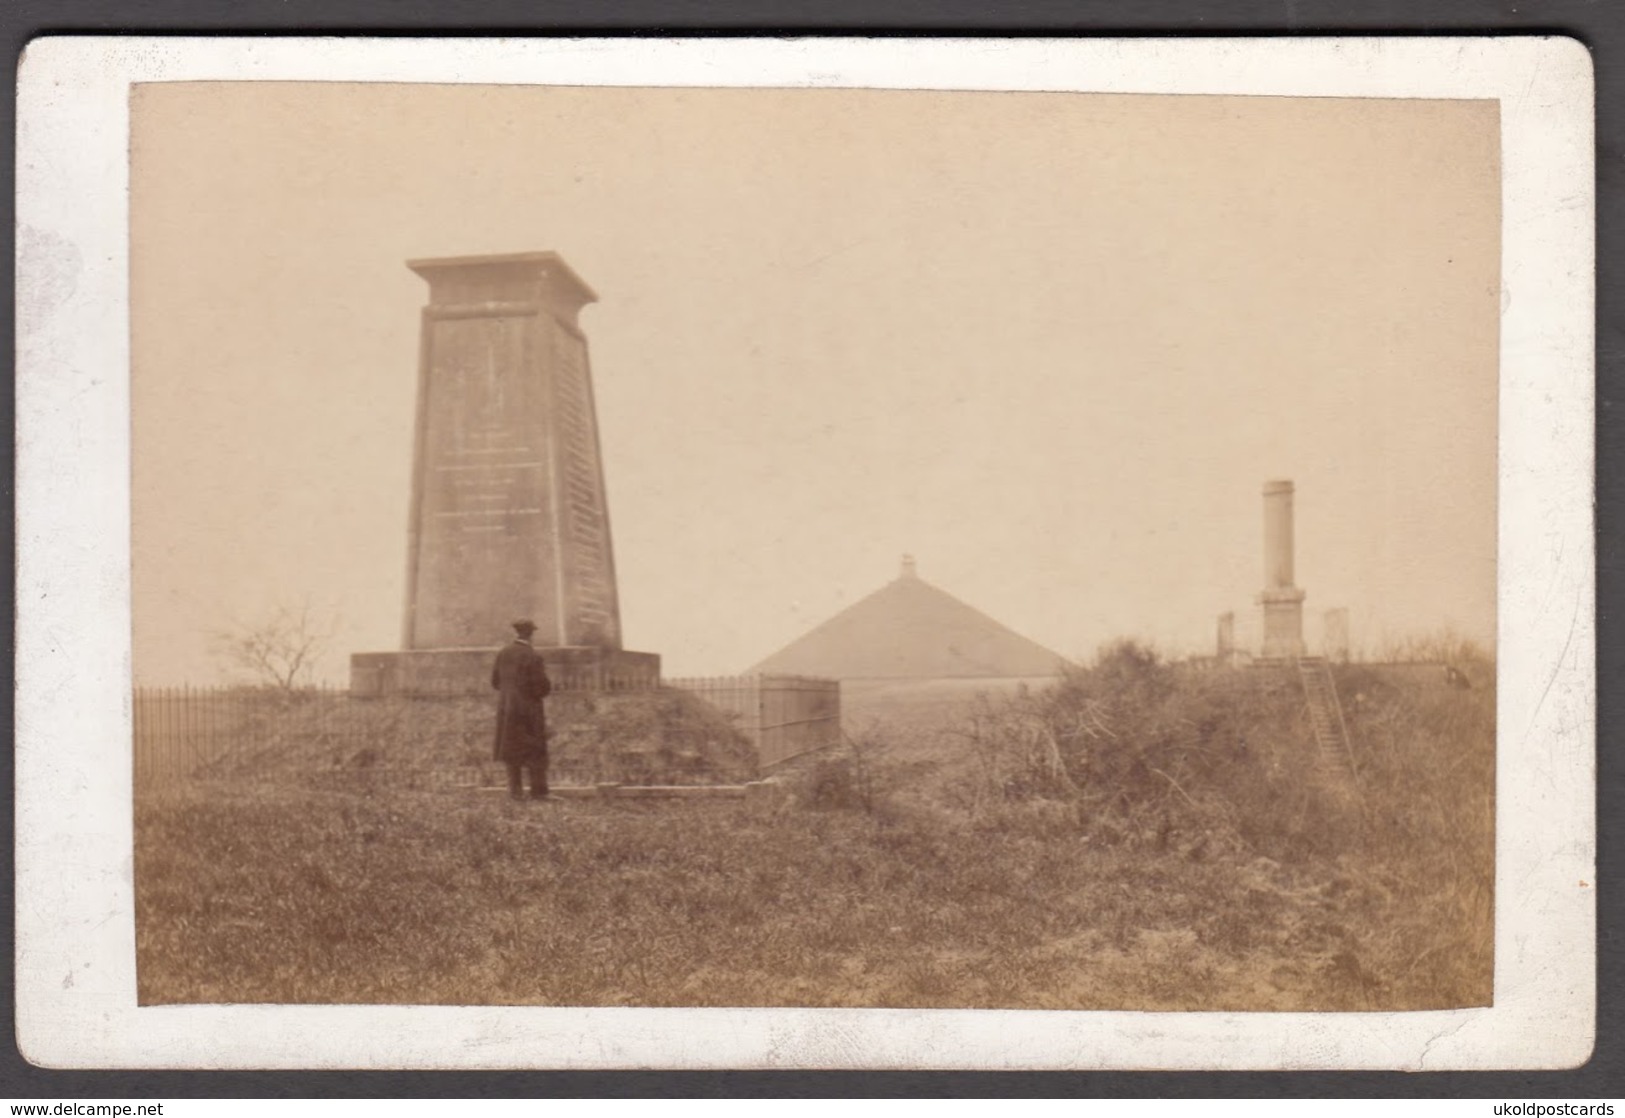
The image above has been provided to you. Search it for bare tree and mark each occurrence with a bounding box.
[211,601,337,692]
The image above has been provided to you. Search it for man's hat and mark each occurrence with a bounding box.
[512,619,538,635]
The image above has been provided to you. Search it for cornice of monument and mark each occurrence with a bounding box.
[407,251,599,325]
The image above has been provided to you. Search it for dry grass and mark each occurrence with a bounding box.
[136,780,1422,1009]
[134,650,1493,1011]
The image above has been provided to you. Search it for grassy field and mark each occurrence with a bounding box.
[135,652,1493,1010]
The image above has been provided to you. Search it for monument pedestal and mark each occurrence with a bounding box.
[351,646,660,697]
[1259,587,1306,660]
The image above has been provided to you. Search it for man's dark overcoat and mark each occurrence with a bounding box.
[491,640,552,763]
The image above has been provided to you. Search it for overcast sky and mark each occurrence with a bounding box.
[130,84,1499,684]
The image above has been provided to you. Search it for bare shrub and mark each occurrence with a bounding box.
[925,635,1496,1009]
[780,721,902,820]
[1375,625,1493,667]
[965,641,1298,859]
[210,601,337,693]
[799,757,863,811]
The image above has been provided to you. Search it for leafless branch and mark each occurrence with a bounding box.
[211,599,338,692]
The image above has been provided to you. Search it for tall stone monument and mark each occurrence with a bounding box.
[1257,479,1306,659]
[351,251,660,694]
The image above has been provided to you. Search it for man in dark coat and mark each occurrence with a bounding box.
[492,619,553,800]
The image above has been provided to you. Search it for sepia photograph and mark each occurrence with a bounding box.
[127,80,1500,1014]
[15,36,1594,1070]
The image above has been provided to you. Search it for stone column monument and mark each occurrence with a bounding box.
[351,251,660,694]
[1257,479,1306,659]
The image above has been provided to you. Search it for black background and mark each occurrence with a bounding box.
[2,0,1618,1101]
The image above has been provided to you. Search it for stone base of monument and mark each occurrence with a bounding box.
[349,646,661,697]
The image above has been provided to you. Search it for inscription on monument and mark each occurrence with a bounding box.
[410,312,557,648]
[549,323,618,647]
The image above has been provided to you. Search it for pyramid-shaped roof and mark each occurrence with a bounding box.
[749,557,1069,679]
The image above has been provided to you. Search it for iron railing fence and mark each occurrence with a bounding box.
[663,675,840,770]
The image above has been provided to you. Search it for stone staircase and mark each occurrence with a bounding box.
[1296,656,1359,793]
